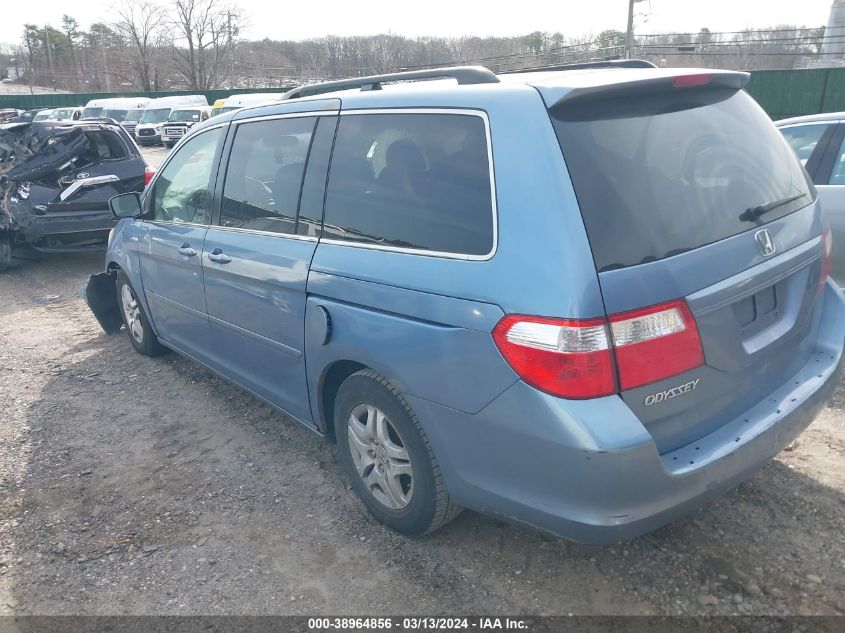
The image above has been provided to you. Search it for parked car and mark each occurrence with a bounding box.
[0,120,150,270]
[210,98,226,117]
[86,63,844,543]
[161,105,212,147]
[48,106,83,121]
[120,107,146,138]
[776,112,845,285]
[82,97,151,122]
[32,109,54,121]
[217,92,286,114]
[7,109,47,124]
[0,109,22,124]
[135,95,208,146]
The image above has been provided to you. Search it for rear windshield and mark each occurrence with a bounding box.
[551,89,814,271]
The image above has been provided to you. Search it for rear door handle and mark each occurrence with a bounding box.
[207,248,232,264]
[178,243,197,257]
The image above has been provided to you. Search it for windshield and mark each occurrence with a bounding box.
[50,109,71,119]
[125,109,144,122]
[169,109,202,122]
[82,107,102,119]
[101,109,128,121]
[33,111,52,121]
[140,108,171,124]
[551,89,814,271]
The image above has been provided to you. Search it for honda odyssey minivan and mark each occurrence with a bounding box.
[86,61,845,543]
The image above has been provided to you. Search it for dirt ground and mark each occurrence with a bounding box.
[0,247,844,616]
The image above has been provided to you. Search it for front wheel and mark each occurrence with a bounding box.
[335,369,461,536]
[116,270,166,357]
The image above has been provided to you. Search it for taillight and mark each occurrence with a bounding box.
[819,227,832,291]
[144,166,155,187]
[493,299,704,399]
[492,315,616,399]
[609,300,704,391]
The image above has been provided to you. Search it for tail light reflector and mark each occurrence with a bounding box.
[492,315,615,399]
[819,227,832,291]
[610,300,704,391]
[144,166,155,187]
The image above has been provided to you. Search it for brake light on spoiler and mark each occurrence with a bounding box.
[493,300,704,399]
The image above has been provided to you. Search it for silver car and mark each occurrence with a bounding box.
[777,112,845,284]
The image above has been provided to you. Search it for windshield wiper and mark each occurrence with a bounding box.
[740,192,807,222]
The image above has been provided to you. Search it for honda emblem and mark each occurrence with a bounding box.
[754,229,776,257]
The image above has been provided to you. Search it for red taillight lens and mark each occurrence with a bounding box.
[144,166,155,187]
[492,315,616,399]
[819,227,832,291]
[493,300,704,399]
[609,300,704,391]
[672,74,713,88]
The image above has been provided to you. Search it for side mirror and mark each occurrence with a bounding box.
[109,192,143,219]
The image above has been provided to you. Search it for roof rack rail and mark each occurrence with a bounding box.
[501,59,657,74]
[282,66,500,100]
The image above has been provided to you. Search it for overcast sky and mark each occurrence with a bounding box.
[0,0,837,48]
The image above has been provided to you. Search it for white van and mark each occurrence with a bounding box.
[82,97,151,121]
[135,95,208,146]
[161,105,213,147]
[218,93,286,114]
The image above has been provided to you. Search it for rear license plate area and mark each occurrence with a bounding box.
[736,285,779,336]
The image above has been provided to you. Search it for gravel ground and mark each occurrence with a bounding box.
[0,223,844,615]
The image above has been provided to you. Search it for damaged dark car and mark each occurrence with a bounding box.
[0,120,149,270]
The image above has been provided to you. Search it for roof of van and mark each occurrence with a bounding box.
[85,97,151,108]
[221,93,287,107]
[144,95,209,107]
[192,65,749,129]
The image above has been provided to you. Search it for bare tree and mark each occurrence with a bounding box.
[112,0,167,91]
[168,0,242,90]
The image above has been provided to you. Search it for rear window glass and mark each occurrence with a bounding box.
[552,89,814,271]
[85,130,129,160]
[323,113,494,256]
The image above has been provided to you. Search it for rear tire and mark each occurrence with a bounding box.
[335,369,462,536]
[116,270,166,357]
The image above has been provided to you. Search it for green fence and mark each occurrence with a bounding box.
[0,86,295,110]
[7,68,845,119]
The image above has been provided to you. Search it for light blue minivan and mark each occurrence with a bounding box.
[86,61,845,543]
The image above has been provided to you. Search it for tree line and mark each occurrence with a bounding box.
[0,2,831,93]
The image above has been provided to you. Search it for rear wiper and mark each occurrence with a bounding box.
[740,193,807,222]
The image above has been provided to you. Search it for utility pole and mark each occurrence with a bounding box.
[227,12,234,90]
[100,25,110,92]
[44,25,56,90]
[625,0,646,59]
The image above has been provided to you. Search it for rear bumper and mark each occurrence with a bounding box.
[411,281,845,544]
[21,210,115,249]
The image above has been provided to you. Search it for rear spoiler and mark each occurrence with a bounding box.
[549,70,750,109]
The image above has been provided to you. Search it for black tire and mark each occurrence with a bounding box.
[0,232,10,272]
[115,270,166,357]
[335,369,462,535]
